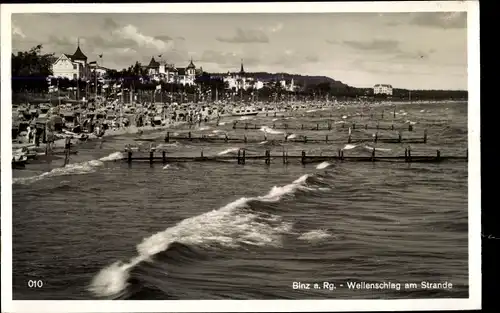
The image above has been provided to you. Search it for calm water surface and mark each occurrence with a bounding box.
[12,102,468,299]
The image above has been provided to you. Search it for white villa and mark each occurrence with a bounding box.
[223,61,265,91]
[146,57,200,86]
[51,42,89,80]
[374,84,393,96]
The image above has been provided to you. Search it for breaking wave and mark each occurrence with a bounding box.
[88,174,327,299]
[12,152,124,185]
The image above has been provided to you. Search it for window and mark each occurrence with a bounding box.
[73,64,77,70]
[73,74,77,80]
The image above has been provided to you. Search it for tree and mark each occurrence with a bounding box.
[12,44,54,94]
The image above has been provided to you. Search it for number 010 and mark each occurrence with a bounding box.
[28,280,43,288]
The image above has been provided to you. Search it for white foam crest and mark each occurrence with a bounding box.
[12,152,122,185]
[260,126,283,135]
[306,109,318,113]
[272,118,278,121]
[99,152,124,162]
[89,174,316,297]
[316,161,330,169]
[217,147,240,155]
[286,133,297,139]
[343,144,357,150]
[405,120,417,125]
[420,109,425,113]
[342,115,348,119]
[198,126,211,131]
[364,145,392,152]
[239,116,254,121]
[335,121,345,124]
[212,129,224,134]
[218,122,226,125]
[258,141,268,145]
[298,229,332,242]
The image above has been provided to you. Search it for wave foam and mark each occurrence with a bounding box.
[12,152,123,185]
[316,161,330,169]
[217,147,240,155]
[298,229,332,242]
[343,144,357,150]
[260,126,283,135]
[89,174,314,298]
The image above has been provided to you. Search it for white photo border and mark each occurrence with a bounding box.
[1,1,481,312]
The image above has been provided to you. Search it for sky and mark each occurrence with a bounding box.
[11,12,468,90]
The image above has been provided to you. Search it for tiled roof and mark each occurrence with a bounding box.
[148,57,160,68]
[187,59,196,69]
[72,46,87,61]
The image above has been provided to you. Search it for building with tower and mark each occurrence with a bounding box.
[51,40,89,80]
[223,60,259,91]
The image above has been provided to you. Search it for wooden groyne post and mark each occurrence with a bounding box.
[188,132,192,141]
[371,148,376,162]
[436,150,441,161]
[265,150,271,165]
[423,129,428,144]
[237,149,241,164]
[165,132,170,142]
[398,131,402,143]
[242,149,246,164]
[63,137,71,167]
[301,150,306,165]
[325,135,329,143]
[407,146,412,162]
[374,132,378,143]
[233,121,237,129]
[282,150,288,164]
[393,109,396,118]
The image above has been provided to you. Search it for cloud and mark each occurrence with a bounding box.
[112,25,173,50]
[393,49,437,61]
[343,39,401,53]
[269,23,284,33]
[12,25,26,38]
[103,17,118,30]
[154,35,173,41]
[216,28,269,43]
[272,50,320,68]
[410,12,466,29]
[326,39,340,45]
[199,50,260,69]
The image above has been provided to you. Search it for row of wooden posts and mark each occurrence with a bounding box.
[164,130,428,144]
[124,147,466,165]
[232,121,416,132]
[261,108,399,119]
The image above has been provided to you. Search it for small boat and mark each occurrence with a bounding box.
[231,107,259,116]
[12,155,28,169]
